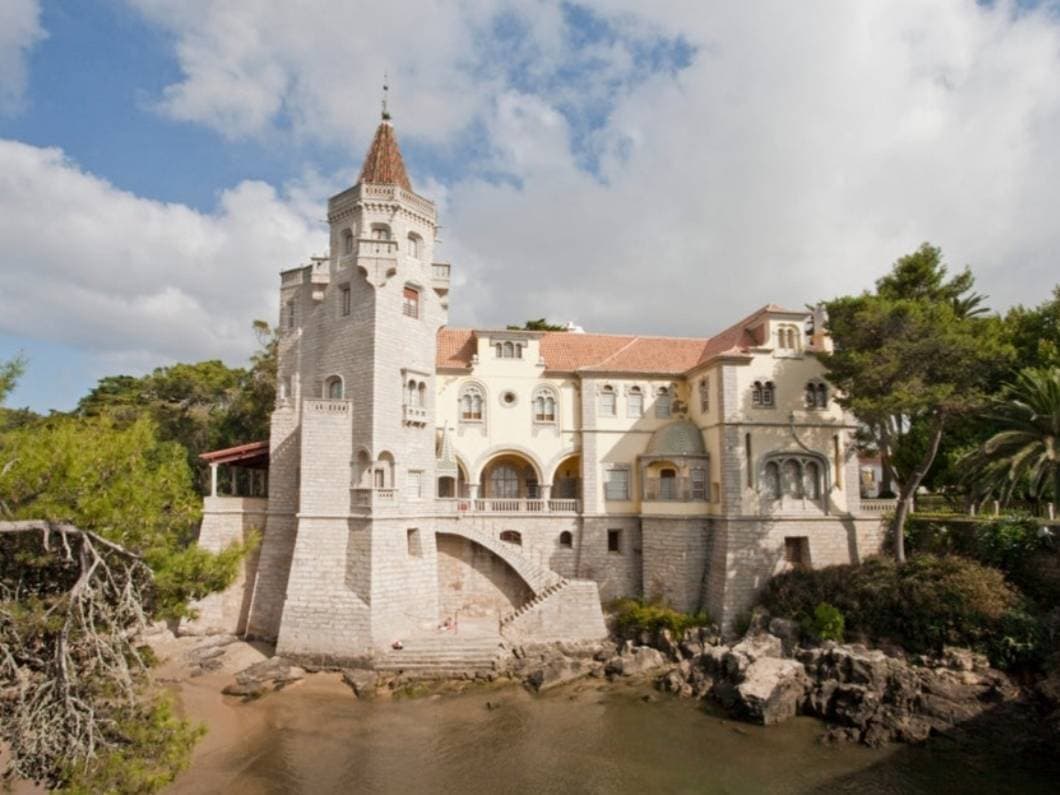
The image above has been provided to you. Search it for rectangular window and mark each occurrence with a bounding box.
[285,299,295,329]
[699,378,709,413]
[408,470,424,499]
[340,285,351,316]
[407,528,422,557]
[784,537,809,567]
[599,389,616,416]
[712,482,721,504]
[604,467,630,501]
[627,389,643,417]
[402,286,420,318]
[607,529,622,553]
[691,468,707,500]
[343,230,354,255]
[655,391,672,418]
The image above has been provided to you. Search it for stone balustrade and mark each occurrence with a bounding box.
[860,498,898,515]
[434,498,580,514]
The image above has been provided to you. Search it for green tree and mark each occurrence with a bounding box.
[506,318,567,331]
[822,243,1012,562]
[0,354,26,404]
[960,367,1060,510]
[1004,286,1060,374]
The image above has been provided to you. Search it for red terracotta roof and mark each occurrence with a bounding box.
[199,440,269,467]
[435,305,798,376]
[358,121,412,191]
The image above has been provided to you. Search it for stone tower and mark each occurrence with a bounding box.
[246,105,453,659]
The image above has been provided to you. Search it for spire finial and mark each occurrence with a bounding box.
[381,72,391,121]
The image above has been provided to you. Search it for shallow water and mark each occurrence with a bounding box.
[169,676,1055,795]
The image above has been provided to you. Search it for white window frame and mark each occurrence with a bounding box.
[604,465,630,501]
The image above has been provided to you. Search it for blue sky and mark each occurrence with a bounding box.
[2,0,1060,413]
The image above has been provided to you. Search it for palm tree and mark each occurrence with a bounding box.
[961,368,1060,511]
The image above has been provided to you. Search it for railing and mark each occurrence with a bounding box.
[402,404,429,424]
[357,238,399,257]
[643,477,708,502]
[432,262,451,280]
[351,488,397,508]
[303,398,350,415]
[861,498,898,515]
[434,498,580,514]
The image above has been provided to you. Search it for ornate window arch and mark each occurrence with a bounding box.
[532,385,558,423]
[459,382,485,422]
[759,453,827,501]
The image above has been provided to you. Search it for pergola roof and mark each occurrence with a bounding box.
[199,440,269,469]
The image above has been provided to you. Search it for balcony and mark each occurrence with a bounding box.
[402,404,429,426]
[432,262,451,281]
[435,498,580,514]
[351,488,397,509]
[357,238,399,257]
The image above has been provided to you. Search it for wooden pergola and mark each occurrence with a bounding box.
[199,441,269,497]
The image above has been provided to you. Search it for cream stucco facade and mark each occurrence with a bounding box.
[193,114,884,662]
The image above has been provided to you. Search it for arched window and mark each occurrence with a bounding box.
[325,376,343,399]
[500,530,522,546]
[371,224,391,241]
[599,385,616,416]
[407,380,420,407]
[655,387,672,418]
[418,382,426,409]
[533,387,557,422]
[764,461,781,499]
[343,229,354,255]
[495,342,503,358]
[816,382,827,409]
[805,380,828,409]
[490,465,519,498]
[407,233,422,259]
[659,468,677,500]
[761,381,775,407]
[788,328,798,349]
[627,386,643,417]
[559,531,573,549]
[503,341,514,358]
[804,461,821,499]
[782,460,803,497]
[459,384,484,421]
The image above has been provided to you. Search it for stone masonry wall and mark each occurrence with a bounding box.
[641,516,710,614]
[501,580,608,644]
[187,497,267,635]
[436,533,533,620]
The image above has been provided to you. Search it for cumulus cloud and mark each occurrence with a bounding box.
[0,140,326,368]
[0,0,45,115]
[122,0,1060,340]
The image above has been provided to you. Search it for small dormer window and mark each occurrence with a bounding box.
[495,341,522,359]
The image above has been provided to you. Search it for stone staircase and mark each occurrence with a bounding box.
[499,578,571,629]
[374,634,509,678]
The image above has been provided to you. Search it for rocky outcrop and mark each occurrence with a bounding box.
[510,639,668,692]
[223,656,306,699]
[652,627,1023,746]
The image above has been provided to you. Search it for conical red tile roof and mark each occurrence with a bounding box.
[358,120,412,191]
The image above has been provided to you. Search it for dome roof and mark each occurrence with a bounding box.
[646,420,706,456]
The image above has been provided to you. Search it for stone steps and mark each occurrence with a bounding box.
[374,636,508,674]
[499,579,570,627]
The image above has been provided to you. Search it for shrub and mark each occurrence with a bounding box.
[759,554,1044,670]
[803,602,844,643]
[611,598,711,639]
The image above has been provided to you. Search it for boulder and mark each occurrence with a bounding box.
[730,633,782,663]
[222,681,265,699]
[768,617,800,655]
[342,669,378,699]
[733,657,810,725]
[526,658,590,692]
[236,657,306,687]
[605,646,666,678]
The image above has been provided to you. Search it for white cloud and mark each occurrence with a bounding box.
[121,0,1060,340]
[0,140,326,367]
[0,0,45,115]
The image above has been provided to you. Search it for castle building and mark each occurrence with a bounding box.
[193,109,885,662]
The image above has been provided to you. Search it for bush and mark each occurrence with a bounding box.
[760,554,1045,670]
[802,602,844,642]
[611,598,711,639]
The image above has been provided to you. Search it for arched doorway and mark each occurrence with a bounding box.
[437,461,469,499]
[551,454,581,500]
[480,453,540,500]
